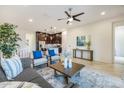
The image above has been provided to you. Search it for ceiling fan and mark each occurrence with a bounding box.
[57,8,85,24]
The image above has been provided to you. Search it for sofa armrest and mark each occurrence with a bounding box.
[20,58,32,69]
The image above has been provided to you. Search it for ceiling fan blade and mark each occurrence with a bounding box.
[57,18,67,21]
[67,21,69,24]
[65,11,71,17]
[73,18,81,22]
[73,12,85,17]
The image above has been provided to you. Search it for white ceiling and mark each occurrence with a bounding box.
[0,5,124,33]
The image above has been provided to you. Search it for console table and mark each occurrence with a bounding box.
[73,49,93,61]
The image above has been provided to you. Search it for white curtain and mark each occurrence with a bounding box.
[16,47,31,58]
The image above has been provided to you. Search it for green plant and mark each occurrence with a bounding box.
[0,23,21,58]
[85,40,91,49]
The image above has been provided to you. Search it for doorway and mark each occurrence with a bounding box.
[113,22,124,64]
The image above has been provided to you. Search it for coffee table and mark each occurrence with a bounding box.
[49,62,85,85]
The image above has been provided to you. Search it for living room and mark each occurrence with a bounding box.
[1,5,124,89]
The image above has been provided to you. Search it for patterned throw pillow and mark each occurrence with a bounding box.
[1,55,23,80]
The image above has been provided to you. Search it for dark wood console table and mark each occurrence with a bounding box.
[73,49,93,61]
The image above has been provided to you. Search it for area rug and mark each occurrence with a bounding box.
[36,67,124,88]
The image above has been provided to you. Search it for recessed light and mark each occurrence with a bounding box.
[28,19,33,22]
[68,17,73,22]
[100,11,106,16]
[53,27,56,29]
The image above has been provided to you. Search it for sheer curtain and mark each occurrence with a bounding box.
[16,47,31,58]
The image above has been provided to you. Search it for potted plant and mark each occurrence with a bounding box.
[85,40,91,50]
[0,23,21,58]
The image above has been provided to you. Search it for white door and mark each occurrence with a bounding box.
[113,22,124,64]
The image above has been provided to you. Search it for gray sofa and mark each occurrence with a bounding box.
[0,58,53,88]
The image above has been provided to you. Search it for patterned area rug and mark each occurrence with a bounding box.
[36,67,124,88]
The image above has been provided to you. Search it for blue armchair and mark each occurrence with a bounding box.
[47,48,61,63]
[32,50,48,67]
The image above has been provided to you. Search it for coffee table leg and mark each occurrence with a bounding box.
[64,76,68,84]
[54,70,57,76]
[76,72,80,77]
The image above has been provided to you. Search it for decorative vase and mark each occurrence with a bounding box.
[87,45,90,50]
[64,58,68,68]
[68,58,72,68]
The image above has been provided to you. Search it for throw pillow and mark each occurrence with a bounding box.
[48,50,56,56]
[33,51,42,59]
[1,55,23,80]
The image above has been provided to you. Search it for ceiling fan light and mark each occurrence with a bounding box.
[68,17,73,22]
[28,19,33,22]
[100,11,106,15]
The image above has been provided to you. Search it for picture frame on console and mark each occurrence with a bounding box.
[76,36,86,46]
[76,35,91,50]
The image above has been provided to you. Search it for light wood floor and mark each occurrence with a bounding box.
[73,58,124,78]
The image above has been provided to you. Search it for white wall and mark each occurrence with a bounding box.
[115,26,124,57]
[11,16,124,62]
[16,29,36,57]
[62,31,68,49]
[62,16,124,63]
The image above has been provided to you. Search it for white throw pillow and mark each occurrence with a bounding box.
[1,55,23,80]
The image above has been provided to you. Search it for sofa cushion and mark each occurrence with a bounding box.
[1,56,23,80]
[14,68,40,82]
[31,77,53,88]
[0,61,7,82]
[0,68,7,82]
[34,58,47,66]
[20,58,32,69]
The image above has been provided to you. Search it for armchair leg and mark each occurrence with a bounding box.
[46,63,48,67]
[59,59,61,62]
